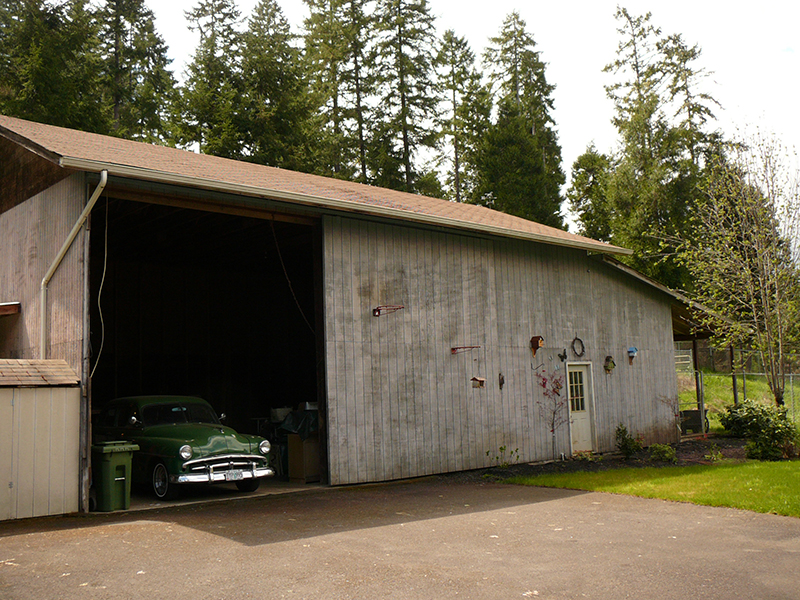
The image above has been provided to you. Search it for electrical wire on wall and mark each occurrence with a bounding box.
[90,194,109,379]
[270,219,315,336]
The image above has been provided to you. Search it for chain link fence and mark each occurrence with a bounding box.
[675,343,800,427]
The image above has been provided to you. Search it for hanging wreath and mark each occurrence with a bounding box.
[571,336,585,358]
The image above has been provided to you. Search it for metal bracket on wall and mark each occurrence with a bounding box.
[451,346,481,355]
[372,305,405,317]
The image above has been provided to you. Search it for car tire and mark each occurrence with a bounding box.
[152,461,180,500]
[235,478,261,493]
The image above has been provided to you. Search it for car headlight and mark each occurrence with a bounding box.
[179,445,193,460]
[258,439,271,455]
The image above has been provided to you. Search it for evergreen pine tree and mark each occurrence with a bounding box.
[242,0,317,171]
[303,0,375,180]
[371,0,439,193]
[567,145,613,241]
[178,0,245,158]
[435,30,489,202]
[478,12,564,227]
[0,0,108,133]
[591,8,722,288]
[96,0,177,143]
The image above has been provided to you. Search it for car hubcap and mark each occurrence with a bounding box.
[153,464,168,498]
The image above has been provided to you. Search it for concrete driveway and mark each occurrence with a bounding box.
[1,477,798,599]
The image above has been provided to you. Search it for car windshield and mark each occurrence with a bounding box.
[141,402,220,426]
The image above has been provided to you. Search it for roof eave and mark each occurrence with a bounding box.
[61,156,632,257]
[0,123,63,165]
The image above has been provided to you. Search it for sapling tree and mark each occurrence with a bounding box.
[681,132,800,406]
[534,367,569,460]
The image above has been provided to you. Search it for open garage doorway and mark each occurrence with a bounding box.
[87,196,325,482]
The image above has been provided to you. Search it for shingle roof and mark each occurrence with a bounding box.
[0,359,80,387]
[0,115,629,255]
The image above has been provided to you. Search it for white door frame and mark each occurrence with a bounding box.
[566,361,597,454]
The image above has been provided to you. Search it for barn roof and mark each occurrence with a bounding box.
[0,115,630,256]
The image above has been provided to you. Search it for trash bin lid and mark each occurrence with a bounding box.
[92,441,139,453]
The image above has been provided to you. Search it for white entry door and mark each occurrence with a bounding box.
[568,365,594,454]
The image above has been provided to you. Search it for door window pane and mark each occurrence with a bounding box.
[569,370,585,412]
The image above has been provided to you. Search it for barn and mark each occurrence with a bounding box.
[1,115,687,513]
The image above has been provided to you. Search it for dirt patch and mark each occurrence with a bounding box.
[443,435,748,483]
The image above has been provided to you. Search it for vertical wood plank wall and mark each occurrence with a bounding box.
[323,216,677,485]
[0,173,87,373]
[0,387,81,520]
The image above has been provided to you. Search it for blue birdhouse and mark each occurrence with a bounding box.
[627,347,638,365]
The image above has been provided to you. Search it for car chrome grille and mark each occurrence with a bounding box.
[183,454,266,473]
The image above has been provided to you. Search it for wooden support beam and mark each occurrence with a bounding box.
[105,185,318,226]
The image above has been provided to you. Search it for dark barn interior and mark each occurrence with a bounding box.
[88,197,320,439]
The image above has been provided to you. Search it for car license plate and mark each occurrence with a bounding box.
[225,470,243,481]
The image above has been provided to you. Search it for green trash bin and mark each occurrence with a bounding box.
[91,441,139,511]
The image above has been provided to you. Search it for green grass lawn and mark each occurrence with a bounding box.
[508,461,800,517]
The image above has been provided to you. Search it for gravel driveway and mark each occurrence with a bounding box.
[1,476,798,599]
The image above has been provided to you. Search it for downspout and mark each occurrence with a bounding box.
[39,170,108,359]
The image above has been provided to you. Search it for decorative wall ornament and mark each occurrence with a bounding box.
[471,377,486,389]
[530,335,545,356]
[557,349,567,362]
[604,356,616,373]
[571,336,585,358]
[627,347,639,365]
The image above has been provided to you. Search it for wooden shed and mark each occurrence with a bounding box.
[0,359,80,520]
[0,115,687,509]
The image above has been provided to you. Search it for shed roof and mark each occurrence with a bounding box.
[0,359,80,387]
[0,115,630,256]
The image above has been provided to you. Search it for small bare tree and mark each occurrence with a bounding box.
[682,132,800,405]
[534,366,570,459]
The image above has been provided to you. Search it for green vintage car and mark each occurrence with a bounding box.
[94,396,274,500]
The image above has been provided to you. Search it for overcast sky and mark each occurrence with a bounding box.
[147,0,799,193]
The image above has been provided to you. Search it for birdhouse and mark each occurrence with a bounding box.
[471,377,486,389]
[530,336,545,356]
[604,356,616,373]
[627,346,639,365]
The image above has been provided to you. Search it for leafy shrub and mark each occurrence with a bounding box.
[720,400,798,460]
[486,445,520,468]
[649,443,677,463]
[720,399,772,437]
[615,424,643,459]
[573,450,601,462]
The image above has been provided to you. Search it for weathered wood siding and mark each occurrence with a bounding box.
[323,216,677,485]
[0,173,87,373]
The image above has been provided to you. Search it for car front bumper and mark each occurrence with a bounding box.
[171,454,275,484]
